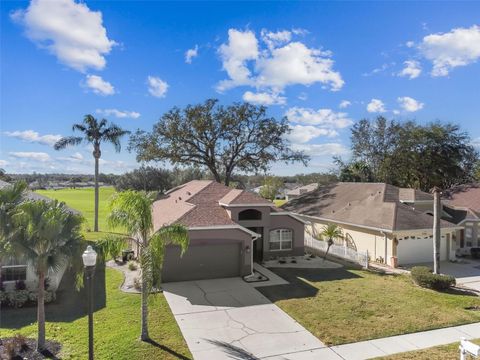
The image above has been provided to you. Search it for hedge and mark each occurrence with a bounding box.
[411,266,455,291]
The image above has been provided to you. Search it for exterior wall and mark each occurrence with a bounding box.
[1,263,65,292]
[229,206,305,259]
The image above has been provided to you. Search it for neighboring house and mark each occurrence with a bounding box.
[152,180,305,282]
[0,180,71,292]
[282,182,461,267]
[285,183,319,201]
[443,183,480,255]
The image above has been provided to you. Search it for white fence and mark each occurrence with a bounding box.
[305,233,369,268]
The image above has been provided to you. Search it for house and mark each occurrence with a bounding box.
[282,182,461,267]
[0,180,72,292]
[152,180,305,282]
[443,183,480,255]
[285,183,319,201]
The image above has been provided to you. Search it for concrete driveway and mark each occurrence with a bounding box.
[162,277,340,360]
[439,259,480,292]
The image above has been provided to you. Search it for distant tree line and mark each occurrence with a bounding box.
[335,117,479,191]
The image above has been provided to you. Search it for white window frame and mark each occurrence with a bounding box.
[1,264,28,282]
[269,229,293,251]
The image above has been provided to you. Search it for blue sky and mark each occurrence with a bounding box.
[1,1,479,175]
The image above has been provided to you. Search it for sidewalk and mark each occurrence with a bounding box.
[330,322,480,360]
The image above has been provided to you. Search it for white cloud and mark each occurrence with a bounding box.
[339,100,351,109]
[242,91,286,105]
[57,152,84,162]
[366,99,386,113]
[185,45,198,64]
[291,143,349,156]
[147,76,168,98]
[11,0,116,72]
[9,152,51,162]
[398,60,422,79]
[217,28,343,95]
[4,130,62,146]
[406,41,415,48]
[96,108,140,119]
[420,25,480,77]
[288,125,337,144]
[85,75,115,95]
[298,92,308,101]
[0,160,9,167]
[286,107,352,128]
[393,109,401,115]
[472,138,480,149]
[397,96,424,112]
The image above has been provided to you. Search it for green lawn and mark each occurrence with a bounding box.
[1,268,192,360]
[257,267,480,346]
[375,339,480,359]
[36,187,121,240]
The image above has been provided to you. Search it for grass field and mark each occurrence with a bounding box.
[1,268,192,359]
[36,187,120,240]
[258,267,480,345]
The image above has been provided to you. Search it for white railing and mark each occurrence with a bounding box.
[305,233,369,268]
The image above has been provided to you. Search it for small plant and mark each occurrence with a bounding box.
[44,277,51,291]
[12,333,28,352]
[15,280,26,291]
[133,277,142,291]
[411,266,456,291]
[128,261,138,271]
[7,290,29,308]
[0,281,5,292]
[3,339,17,359]
[278,258,286,264]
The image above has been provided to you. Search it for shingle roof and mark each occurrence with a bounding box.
[152,180,273,230]
[286,183,319,196]
[282,182,457,232]
[444,183,480,215]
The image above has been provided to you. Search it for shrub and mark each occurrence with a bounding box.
[7,290,29,308]
[15,280,26,291]
[411,266,456,291]
[12,333,28,352]
[28,290,56,304]
[0,290,6,304]
[133,277,142,291]
[128,261,138,271]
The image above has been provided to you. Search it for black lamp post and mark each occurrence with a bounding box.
[82,245,97,360]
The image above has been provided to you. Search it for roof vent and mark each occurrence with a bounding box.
[178,196,182,200]
[186,191,191,195]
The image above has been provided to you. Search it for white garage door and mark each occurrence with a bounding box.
[397,236,447,265]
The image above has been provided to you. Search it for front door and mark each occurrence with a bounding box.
[248,227,263,262]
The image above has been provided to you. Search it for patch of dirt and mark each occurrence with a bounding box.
[0,337,61,360]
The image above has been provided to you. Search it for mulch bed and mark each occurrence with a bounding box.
[0,337,61,360]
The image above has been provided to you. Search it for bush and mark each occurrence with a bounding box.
[15,280,26,291]
[128,261,138,271]
[7,290,29,308]
[411,266,456,291]
[133,277,142,291]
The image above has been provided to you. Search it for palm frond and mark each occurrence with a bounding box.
[101,124,131,153]
[53,136,83,150]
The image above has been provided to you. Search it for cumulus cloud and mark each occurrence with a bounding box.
[367,99,386,113]
[286,107,352,128]
[57,152,84,162]
[291,143,349,156]
[11,0,116,72]
[147,76,168,98]
[406,41,415,48]
[9,152,51,162]
[96,108,140,119]
[288,125,337,144]
[4,130,62,146]
[397,96,424,112]
[398,60,422,79]
[217,28,343,96]
[420,25,480,77]
[242,91,286,105]
[185,45,198,64]
[85,75,115,95]
[339,100,351,109]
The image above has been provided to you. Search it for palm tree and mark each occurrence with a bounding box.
[321,223,343,260]
[107,190,189,341]
[11,200,84,352]
[0,181,28,284]
[54,115,130,232]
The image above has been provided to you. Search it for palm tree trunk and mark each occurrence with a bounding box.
[140,266,149,341]
[36,271,46,352]
[94,153,99,232]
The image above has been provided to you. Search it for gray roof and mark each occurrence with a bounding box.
[282,182,457,232]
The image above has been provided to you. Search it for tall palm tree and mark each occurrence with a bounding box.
[54,115,130,232]
[107,190,189,341]
[0,181,28,282]
[321,223,343,260]
[11,200,84,352]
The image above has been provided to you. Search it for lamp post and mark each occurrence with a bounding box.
[82,245,97,360]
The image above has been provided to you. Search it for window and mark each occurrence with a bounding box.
[238,209,262,220]
[466,227,473,247]
[1,265,27,282]
[269,229,293,251]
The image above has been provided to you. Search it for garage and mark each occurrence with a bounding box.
[162,242,242,282]
[397,235,447,265]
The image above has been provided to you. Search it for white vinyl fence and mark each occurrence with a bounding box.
[305,233,369,268]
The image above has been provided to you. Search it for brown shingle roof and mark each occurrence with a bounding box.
[444,183,480,215]
[152,180,273,230]
[282,182,457,232]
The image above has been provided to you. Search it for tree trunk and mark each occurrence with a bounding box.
[93,146,100,232]
[36,271,46,352]
[140,265,149,341]
[433,187,441,274]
